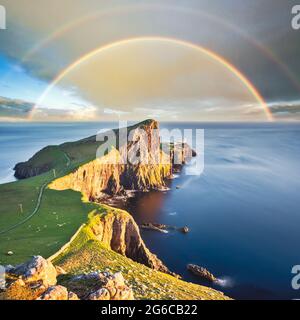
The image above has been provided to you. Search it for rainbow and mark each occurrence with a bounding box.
[29,36,273,121]
[21,3,300,95]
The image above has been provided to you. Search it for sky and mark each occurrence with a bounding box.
[0,0,299,122]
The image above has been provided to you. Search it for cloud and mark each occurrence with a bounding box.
[103,108,130,116]
[0,96,33,118]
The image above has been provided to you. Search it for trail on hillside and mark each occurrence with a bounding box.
[0,150,71,235]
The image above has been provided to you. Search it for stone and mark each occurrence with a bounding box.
[3,279,47,300]
[88,288,110,300]
[7,256,57,287]
[68,291,80,300]
[180,226,189,233]
[37,285,69,300]
[69,271,134,300]
[187,264,217,282]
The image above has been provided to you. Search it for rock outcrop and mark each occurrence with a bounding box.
[67,272,134,300]
[32,119,194,200]
[187,264,217,282]
[14,146,62,179]
[84,208,175,276]
[5,255,57,287]
[49,120,177,200]
[0,256,133,300]
[140,223,189,234]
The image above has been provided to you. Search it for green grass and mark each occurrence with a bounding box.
[0,184,98,265]
[0,132,101,265]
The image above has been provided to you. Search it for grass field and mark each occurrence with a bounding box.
[0,128,104,265]
[0,182,99,265]
[0,142,99,265]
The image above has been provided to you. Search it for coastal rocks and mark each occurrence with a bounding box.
[14,146,59,179]
[140,223,170,233]
[140,223,189,234]
[187,264,217,282]
[1,256,133,300]
[37,285,69,300]
[88,288,110,300]
[66,271,134,300]
[6,255,57,287]
[87,209,175,276]
[179,226,189,233]
[2,256,57,300]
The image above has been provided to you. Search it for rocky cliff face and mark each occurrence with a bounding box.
[49,119,194,200]
[79,208,174,276]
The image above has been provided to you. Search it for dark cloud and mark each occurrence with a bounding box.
[0,96,33,118]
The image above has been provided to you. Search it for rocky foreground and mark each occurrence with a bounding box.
[1,256,134,300]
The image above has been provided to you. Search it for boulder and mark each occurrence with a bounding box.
[88,288,111,300]
[68,271,134,300]
[3,278,47,300]
[180,226,189,233]
[37,285,68,300]
[6,256,57,287]
[68,291,80,300]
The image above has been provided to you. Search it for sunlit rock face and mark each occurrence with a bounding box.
[87,207,174,276]
[49,119,187,200]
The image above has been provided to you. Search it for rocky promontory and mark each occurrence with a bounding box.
[82,206,175,276]
[15,120,196,200]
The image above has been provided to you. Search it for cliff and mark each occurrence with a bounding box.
[48,119,194,199]
[75,206,173,275]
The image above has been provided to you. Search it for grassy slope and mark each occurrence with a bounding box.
[0,185,99,265]
[0,132,100,264]
[53,209,230,300]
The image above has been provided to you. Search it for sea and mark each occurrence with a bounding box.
[0,121,300,300]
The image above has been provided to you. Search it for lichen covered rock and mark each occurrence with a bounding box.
[6,256,57,287]
[1,256,133,301]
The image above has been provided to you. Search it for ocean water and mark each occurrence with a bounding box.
[0,122,300,299]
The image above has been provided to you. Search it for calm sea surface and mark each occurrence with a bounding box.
[1,122,300,299]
